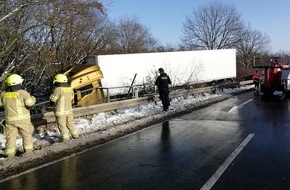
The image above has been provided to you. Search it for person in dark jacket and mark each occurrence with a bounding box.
[155,68,172,111]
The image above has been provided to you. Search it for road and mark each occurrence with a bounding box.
[1,91,290,190]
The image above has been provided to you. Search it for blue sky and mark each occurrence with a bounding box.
[107,0,290,53]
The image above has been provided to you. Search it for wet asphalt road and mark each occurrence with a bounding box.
[1,92,290,190]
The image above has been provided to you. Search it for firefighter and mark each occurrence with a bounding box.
[155,68,172,111]
[50,74,79,141]
[0,74,36,157]
[252,70,260,94]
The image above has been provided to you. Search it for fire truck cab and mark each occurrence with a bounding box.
[254,57,290,95]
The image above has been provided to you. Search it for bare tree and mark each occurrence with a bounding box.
[237,25,271,68]
[181,1,244,50]
[29,0,106,68]
[154,43,178,52]
[0,0,108,95]
[115,17,157,53]
[20,0,107,93]
[0,0,35,86]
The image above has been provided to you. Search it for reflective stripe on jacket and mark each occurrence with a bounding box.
[0,90,36,122]
[50,87,74,116]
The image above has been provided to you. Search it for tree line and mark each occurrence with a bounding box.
[0,0,289,97]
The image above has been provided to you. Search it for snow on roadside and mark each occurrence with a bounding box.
[0,85,254,153]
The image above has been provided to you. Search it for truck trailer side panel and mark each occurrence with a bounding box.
[96,49,236,94]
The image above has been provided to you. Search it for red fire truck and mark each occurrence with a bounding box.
[254,57,290,95]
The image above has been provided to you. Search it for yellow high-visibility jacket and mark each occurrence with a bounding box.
[50,87,74,116]
[0,90,36,122]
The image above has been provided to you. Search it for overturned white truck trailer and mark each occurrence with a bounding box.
[92,49,236,94]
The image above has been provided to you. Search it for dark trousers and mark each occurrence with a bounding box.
[159,89,170,111]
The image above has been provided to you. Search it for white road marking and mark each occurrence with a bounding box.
[0,153,77,184]
[240,99,253,106]
[200,133,255,190]
[228,106,238,113]
[228,99,253,113]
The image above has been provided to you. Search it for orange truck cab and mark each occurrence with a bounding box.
[64,63,104,106]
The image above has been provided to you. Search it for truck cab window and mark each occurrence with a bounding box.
[78,84,94,97]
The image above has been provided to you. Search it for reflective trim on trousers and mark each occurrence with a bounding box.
[5,114,30,122]
[24,144,34,151]
[5,147,16,157]
[62,132,70,140]
[71,130,79,138]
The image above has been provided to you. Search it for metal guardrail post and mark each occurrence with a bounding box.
[106,88,110,102]
[133,87,139,98]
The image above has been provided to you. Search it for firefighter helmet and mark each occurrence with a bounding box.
[53,74,68,84]
[6,74,24,86]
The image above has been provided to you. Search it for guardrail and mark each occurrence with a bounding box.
[31,80,253,127]
[239,80,253,85]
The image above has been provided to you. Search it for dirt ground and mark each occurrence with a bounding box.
[0,95,232,181]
